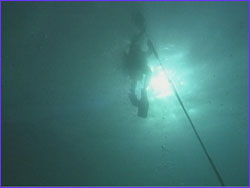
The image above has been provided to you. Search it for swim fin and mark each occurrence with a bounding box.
[137,88,149,118]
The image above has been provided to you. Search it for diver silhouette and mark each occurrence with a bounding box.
[124,12,155,117]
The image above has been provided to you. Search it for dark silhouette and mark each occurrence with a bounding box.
[124,12,154,117]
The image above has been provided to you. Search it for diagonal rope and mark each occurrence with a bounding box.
[149,40,225,186]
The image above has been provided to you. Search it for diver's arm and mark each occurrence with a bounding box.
[146,39,153,56]
[147,39,159,60]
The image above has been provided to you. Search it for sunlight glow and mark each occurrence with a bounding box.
[148,66,174,98]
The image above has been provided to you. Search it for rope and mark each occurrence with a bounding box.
[150,40,225,186]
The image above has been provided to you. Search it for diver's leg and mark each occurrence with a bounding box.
[129,78,139,106]
[138,68,150,118]
[143,66,152,90]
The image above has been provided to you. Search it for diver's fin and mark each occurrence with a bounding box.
[137,89,149,118]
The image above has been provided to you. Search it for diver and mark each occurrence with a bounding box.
[124,12,155,117]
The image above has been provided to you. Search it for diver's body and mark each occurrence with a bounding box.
[123,11,157,115]
[127,26,153,106]
[128,31,151,101]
